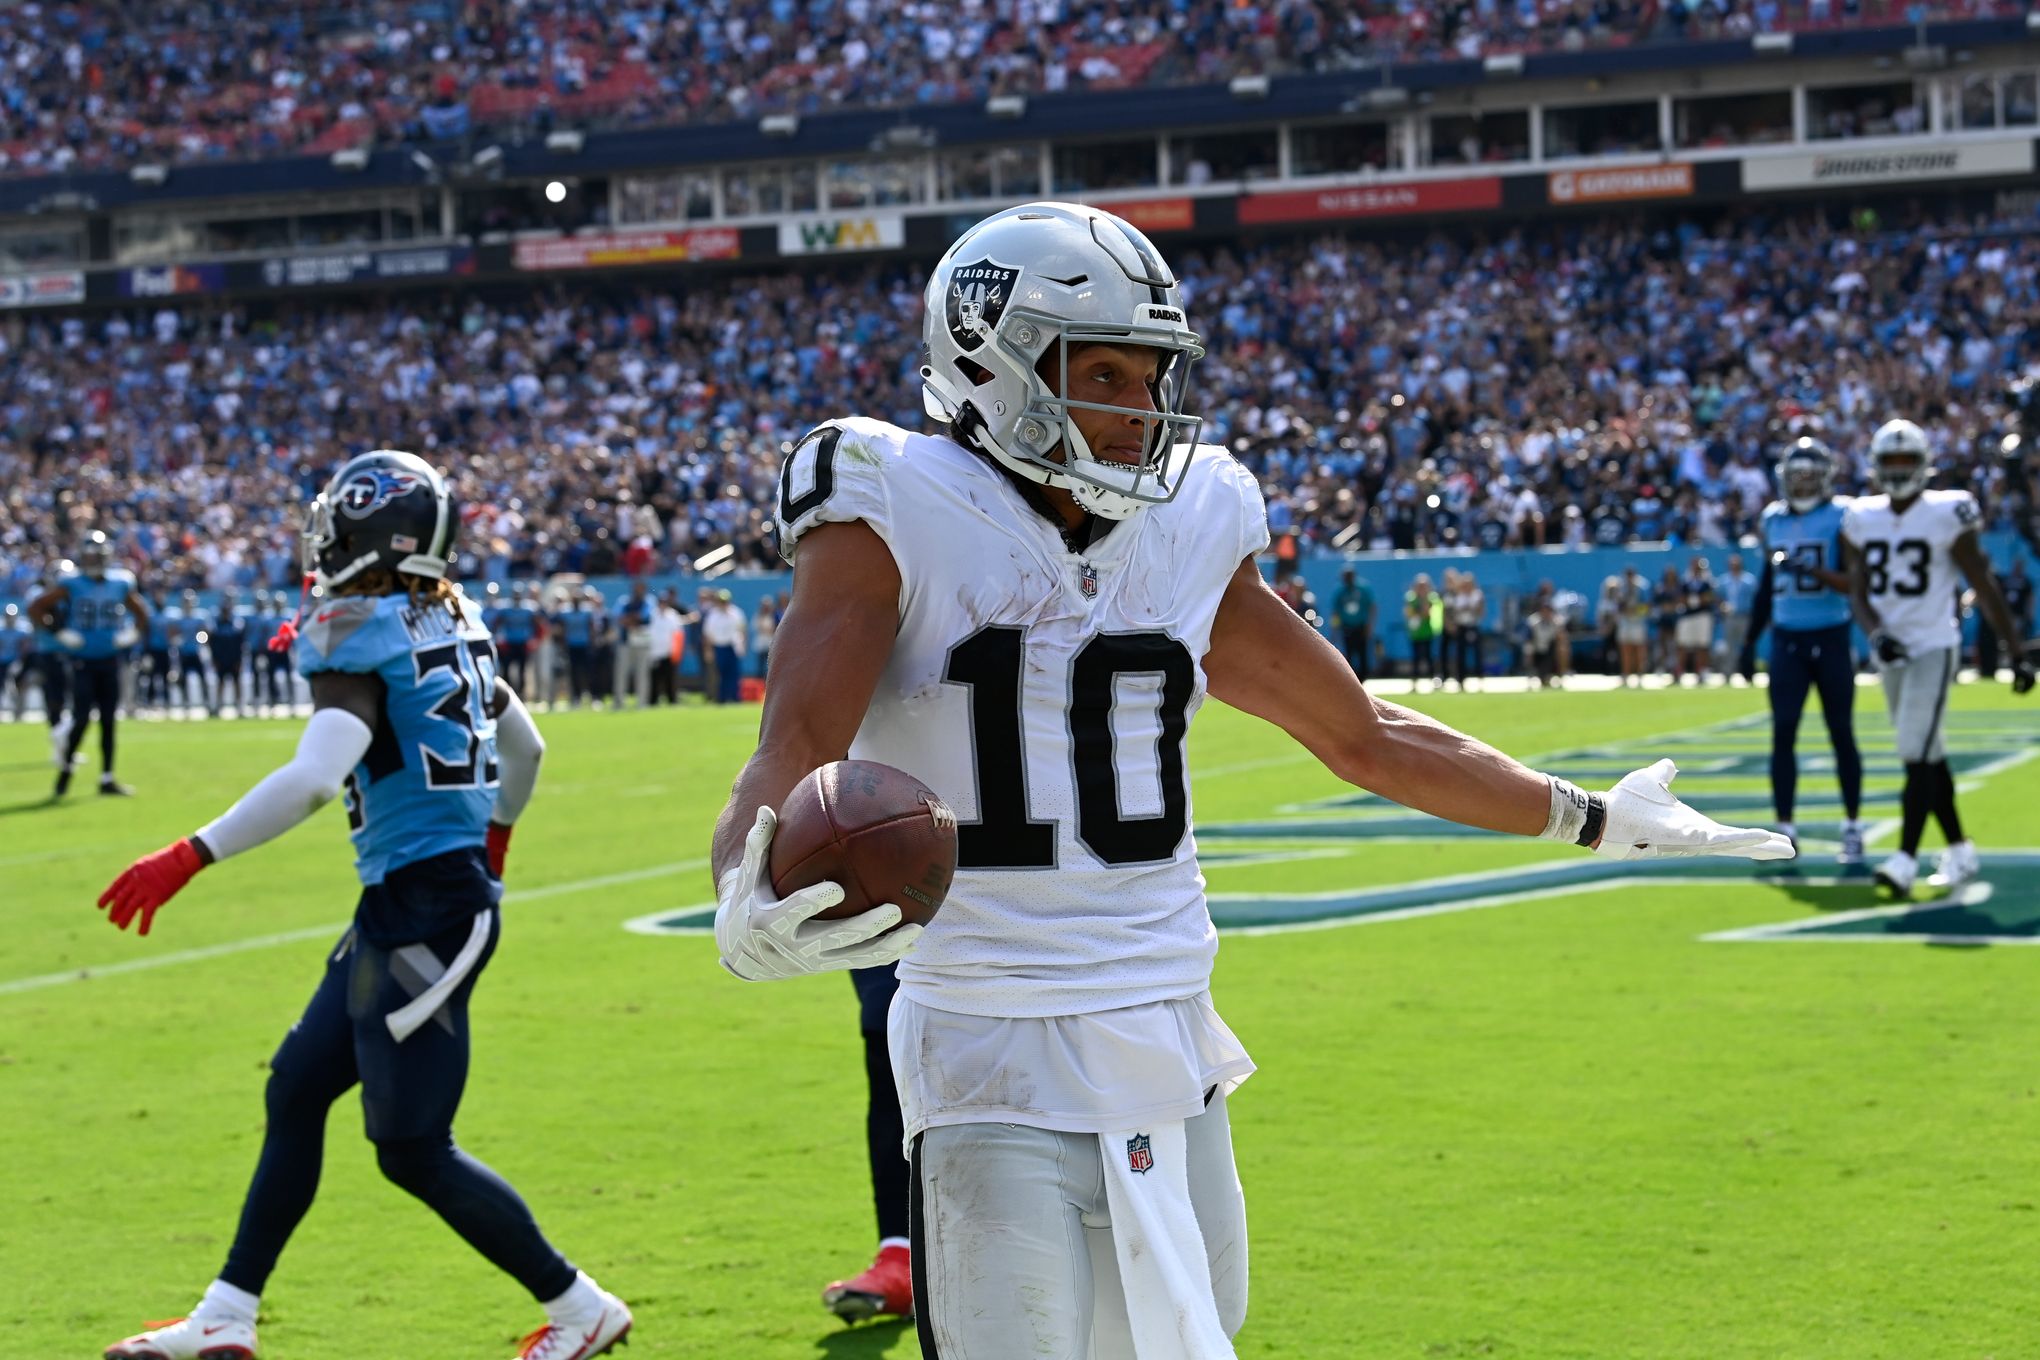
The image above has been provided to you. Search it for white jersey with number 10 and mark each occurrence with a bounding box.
[773,416,1269,1021]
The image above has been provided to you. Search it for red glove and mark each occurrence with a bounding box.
[98,839,205,936]
[486,822,513,879]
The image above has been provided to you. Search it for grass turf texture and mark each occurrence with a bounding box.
[2,683,2037,1358]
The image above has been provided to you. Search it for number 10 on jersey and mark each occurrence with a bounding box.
[943,625,1195,869]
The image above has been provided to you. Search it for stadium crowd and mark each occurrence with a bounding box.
[4,202,2038,610]
[0,0,2016,177]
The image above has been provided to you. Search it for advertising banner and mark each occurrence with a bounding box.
[1742,139,2034,191]
[513,229,741,270]
[1238,177,1501,225]
[777,214,906,254]
[121,264,227,298]
[1100,196,1196,233]
[1548,164,1694,205]
[0,271,85,308]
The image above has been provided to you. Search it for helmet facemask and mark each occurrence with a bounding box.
[997,312,1203,519]
[1777,442,1835,513]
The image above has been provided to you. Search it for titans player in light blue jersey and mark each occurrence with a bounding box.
[31,530,148,797]
[1738,437,1865,862]
[97,451,631,1360]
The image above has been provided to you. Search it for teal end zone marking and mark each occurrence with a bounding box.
[1209,854,1776,931]
[1704,855,2040,945]
[625,904,716,935]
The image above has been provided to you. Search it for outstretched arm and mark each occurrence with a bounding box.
[96,673,378,935]
[1205,557,1790,860]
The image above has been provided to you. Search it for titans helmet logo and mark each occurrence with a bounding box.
[337,467,425,520]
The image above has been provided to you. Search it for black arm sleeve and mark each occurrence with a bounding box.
[1743,560,1773,653]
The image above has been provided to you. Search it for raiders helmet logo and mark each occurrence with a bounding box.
[946,257,1021,353]
[337,468,425,520]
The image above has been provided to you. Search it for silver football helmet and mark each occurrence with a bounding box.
[1869,418,1931,500]
[1776,436,1836,514]
[919,201,1204,519]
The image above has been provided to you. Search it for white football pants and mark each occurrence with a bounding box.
[1878,645,1954,762]
[911,1091,1247,1359]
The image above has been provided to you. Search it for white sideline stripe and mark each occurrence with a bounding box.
[0,856,710,998]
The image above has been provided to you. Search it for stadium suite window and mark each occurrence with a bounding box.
[1292,119,1394,176]
[1673,91,1792,149]
[1541,101,1662,159]
[1425,112,1529,166]
[297,209,382,247]
[0,225,84,269]
[1168,129,1278,185]
[941,145,1045,201]
[1053,139,1158,194]
[824,158,925,210]
[1805,81,1923,139]
[1948,71,2038,129]
[616,172,716,224]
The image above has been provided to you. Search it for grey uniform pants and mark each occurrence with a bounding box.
[1878,646,1954,763]
[912,1092,1248,1359]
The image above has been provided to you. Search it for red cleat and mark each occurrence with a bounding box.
[822,1243,913,1322]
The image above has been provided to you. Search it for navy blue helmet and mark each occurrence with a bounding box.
[303,450,457,590]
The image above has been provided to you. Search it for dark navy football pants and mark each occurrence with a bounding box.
[61,657,120,774]
[1768,624,1862,824]
[219,908,577,1301]
[852,964,909,1242]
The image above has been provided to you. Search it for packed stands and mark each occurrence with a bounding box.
[2,202,2035,600]
[0,1,2020,177]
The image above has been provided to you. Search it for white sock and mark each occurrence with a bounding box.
[198,1279,259,1323]
[542,1270,602,1326]
[877,1236,910,1253]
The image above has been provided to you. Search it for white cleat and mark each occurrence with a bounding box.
[517,1289,632,1360]
[49,711,71,766]
[1927,840,1979,890]
[1837,821,1865,866]
[1874,850,1918,898]
[104,1313,256,1360]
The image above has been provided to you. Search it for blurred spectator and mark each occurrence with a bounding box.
[1675,555,1719,683]
[1444,567,1485,689]
[1716,551,1758,676]
[1404,573,1442,686]
[1330,567,1375,682]
[703,587,746,704]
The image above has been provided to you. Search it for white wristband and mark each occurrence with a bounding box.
[1539,776,1592,844]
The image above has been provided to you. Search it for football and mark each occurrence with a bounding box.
[769,760,959,926]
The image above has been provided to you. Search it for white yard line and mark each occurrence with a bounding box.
[0,855,710,998]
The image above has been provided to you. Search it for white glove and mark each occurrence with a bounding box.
[1594,760,1794,861]
[113,626,140,649]
[715,806,924,980]
[56,628,84,650]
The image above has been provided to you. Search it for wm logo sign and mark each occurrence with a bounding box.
[784,216,900,254]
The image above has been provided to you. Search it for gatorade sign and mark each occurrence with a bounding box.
[778,214,906,255]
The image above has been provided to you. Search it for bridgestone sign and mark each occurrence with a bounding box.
[1743,139,2034,191]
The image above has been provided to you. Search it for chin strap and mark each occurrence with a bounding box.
[268,574,315,653]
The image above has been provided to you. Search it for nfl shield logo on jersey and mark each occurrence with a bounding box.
[946,258,1019,353]
[1126,1133,1153,1175]
[1079,562,1099,599]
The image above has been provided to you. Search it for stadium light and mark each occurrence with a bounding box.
[470,145,504,172]
[986,95,1027,120]
[129,163,168,186]
[329,147,369,172]
[1903,44,1948,70]
[544,129,584,154]
[1752,31,1793,55]
[2030,8,2040,31]
[759,114,800,138]
[1229,74,1271,100]
[1482,53,1525,77]
[1364,87,1410,109]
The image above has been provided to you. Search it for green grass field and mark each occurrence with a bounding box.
[4,683,2038,1359]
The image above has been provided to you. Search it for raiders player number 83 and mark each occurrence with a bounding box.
[709,202,1793,1359]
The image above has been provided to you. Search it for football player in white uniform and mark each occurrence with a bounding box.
[709,202,1791,1359]
[1843,418,2036,896]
